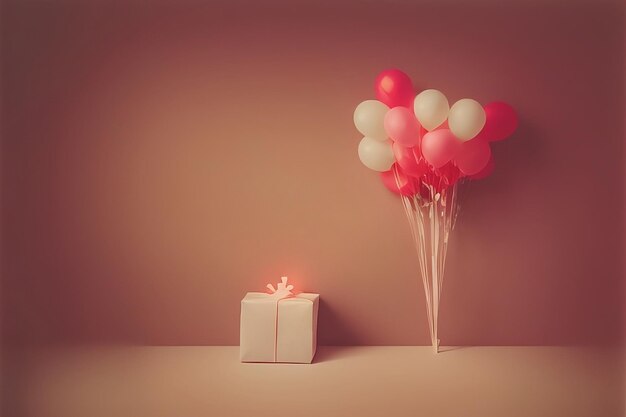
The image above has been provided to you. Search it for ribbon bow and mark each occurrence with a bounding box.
[266,276,294,300]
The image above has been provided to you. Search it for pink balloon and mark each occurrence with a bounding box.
[380,164,418,196]
[392,142,427,178]
[455,138,491,175]
[469,156,495,180]
[420,129,461,169]
[478,102,518,142]
[384,107,420,147]
[374,69,414,108]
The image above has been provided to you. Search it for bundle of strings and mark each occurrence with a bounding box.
[394,167,460,353]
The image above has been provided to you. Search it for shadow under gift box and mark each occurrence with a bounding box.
[240,293,319,363]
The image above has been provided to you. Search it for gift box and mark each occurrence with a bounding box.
[240,277,319,363]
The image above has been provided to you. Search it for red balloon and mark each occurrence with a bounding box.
[380,164,418,196]
[455,138,491,175]
[478,102,518,142]
[374,69,414,108]
[392,142,427,178]
[437,162,463,188]
[469,156,495,180]
[418,181,431,200]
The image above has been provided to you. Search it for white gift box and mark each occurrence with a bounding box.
[240,277,319,363]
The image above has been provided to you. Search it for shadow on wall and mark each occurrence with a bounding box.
[317,298,365,346]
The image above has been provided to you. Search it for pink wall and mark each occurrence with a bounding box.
[1,0,623,346]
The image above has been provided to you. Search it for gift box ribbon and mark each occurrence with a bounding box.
[265,276,312,362]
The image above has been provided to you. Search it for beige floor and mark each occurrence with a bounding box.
[3,346,624,417]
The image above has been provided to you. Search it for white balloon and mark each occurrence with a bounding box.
[357,137,395,172]
[448,98,486,141]
[353,100,389,141]
[413,89,449,131]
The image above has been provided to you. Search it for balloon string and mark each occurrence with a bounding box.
[394,166,434,346]
[396,168,458,352]
[415,197,434,344]
[438,188,447,296]
[412,195,434,343]
[431,186,439,352]
[440,183,457,294]
[417,198,434,342]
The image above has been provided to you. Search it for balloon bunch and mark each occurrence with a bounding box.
[355,69,518,199]
[353,69,518,352]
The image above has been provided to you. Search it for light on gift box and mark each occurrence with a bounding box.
[240,276,319,363]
